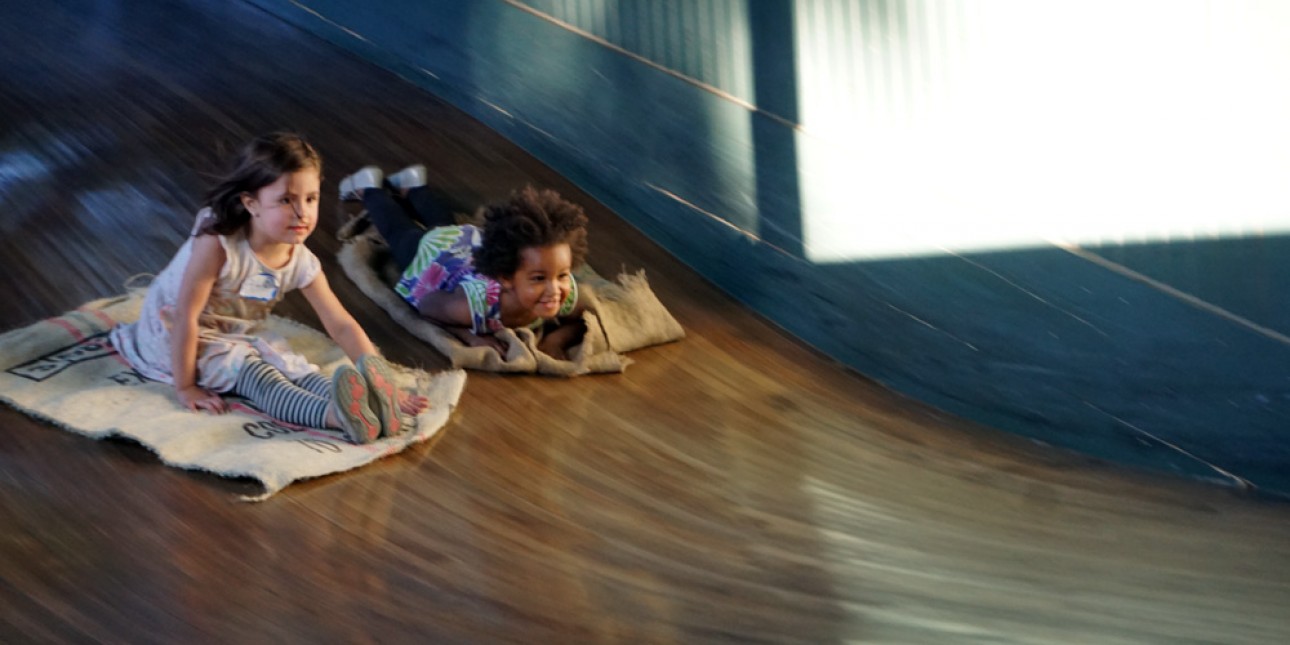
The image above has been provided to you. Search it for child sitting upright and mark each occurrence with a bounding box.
[339,164,590,360]
[111,133,427,444]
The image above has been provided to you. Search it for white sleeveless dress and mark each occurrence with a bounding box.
[110,208,322,392]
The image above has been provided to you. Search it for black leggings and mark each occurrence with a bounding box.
[363,186,457,270]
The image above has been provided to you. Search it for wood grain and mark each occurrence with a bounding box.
[1,1,1288,643]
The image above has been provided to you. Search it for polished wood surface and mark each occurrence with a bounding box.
[2,1,1289,642]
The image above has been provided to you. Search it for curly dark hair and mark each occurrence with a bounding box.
[199,132,322,235]
[473,186,590,277]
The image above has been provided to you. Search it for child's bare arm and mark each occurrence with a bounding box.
[300,270,379,361]
[535,290,588,359]
[172,235,228,413]
[414,288,472,326]
[417,289,507,354]
[444,325,508,354]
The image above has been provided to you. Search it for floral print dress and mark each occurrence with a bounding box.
[394,225,577,334]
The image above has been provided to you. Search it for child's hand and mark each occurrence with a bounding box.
[539,343,568,361]
[177,384,227,414]
[537,319,586,362]
[398,390,430,416]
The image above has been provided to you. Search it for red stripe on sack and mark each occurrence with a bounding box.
[48,317,85,341]
[86,309,117,329]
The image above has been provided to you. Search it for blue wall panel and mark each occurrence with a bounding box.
[251,0,1290,496]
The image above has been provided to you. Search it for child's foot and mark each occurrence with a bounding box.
[329,364,381,444]
[387,164,427,193]
[339,166,384,202]
[357,354,402,437]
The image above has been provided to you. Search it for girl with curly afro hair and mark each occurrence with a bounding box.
[340,164,590,358]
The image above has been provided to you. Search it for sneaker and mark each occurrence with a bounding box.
[387,164,427,193]
[339,166,384,201]
[330,364,381,444]
[357,353,403,437]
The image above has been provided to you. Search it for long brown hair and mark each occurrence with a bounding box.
[199,132,322,235]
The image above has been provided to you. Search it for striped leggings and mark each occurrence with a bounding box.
[231,358,331,428]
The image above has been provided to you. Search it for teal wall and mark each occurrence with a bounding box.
[250,0,1290,497]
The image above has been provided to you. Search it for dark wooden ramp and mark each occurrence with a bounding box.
[2,2,1288,642]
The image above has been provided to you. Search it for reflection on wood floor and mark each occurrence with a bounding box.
[1,1,1288,642]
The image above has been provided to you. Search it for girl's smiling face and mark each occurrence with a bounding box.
[242,168,322,246]
[500,243,573,321]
